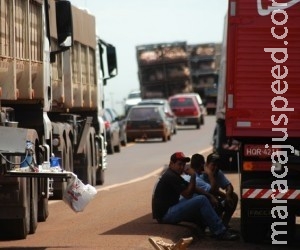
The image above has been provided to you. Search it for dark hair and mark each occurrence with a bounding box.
[206,153,220,164]
[190,154,205,170]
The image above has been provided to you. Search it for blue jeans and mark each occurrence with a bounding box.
[162,195,225,236]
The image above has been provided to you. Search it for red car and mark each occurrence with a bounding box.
[169,94,202,129]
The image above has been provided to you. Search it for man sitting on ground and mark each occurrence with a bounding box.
[152,152,239,241]
[189,153,238,229]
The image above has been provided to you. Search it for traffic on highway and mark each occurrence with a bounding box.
[1,116,297,249]
[1,0,300,248]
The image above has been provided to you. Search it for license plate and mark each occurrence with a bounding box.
[178,118,187,124]
[244,144,279,157]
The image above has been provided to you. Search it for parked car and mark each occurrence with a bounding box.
[125,105,172,142]
[168,94,202,129]
[102,108,121,154]
[105,108,127,146]
[137,98,177,134]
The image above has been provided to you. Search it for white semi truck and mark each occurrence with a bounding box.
[0,0,117,239]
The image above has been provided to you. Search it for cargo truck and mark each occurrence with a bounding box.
[213,13,240,171]
[188,43,221,115]
[0,0,117,239]
[136,42,193,99]
[214,0,300,244]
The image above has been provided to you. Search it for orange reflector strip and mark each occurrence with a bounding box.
[243,161,272,171]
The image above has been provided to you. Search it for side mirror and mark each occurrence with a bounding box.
[98,39,118,82]
[106,45,118,78]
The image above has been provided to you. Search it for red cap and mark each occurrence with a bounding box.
[170,152,190,163]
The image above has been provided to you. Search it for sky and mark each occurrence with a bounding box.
[70,0,228,114]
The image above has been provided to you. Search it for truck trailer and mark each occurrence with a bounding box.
[136,42,193,99]
[188,43,221,115]
[0,0,117,239]
[215,0,300,244]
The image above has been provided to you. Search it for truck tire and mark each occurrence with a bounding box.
[29,178,38,234]
[9,219,28,240]
[97,169,105,185]
[38,178,49,222]
[80,136,93,185]
[51,140,67,199]
[6,178,31,239]
[36,149,49,222]
[95,140,105,185]
[38,197,49,222]
[64,135,74,172]
[89,129,97,186]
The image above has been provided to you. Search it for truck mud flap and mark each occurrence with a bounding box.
[241,199,297,244]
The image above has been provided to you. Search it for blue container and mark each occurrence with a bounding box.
[20,155,32,167]
[50,157,61,167]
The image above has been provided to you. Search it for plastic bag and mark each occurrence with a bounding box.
[63,173,97,212]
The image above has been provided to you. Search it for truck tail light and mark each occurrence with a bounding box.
[243,161,272,171]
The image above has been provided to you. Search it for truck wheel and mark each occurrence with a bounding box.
[97,168,105,185]
[38,178,49,222]
[10,219,28,239]
[38,197,49,222]
[89,130,97,186]
[0,218,27,240]
[95,140,104,185]
[51,141,67,199]
[64,136,74,172]
[81,138,93,185]
[29,178,38,234]
[6,178,31,239]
